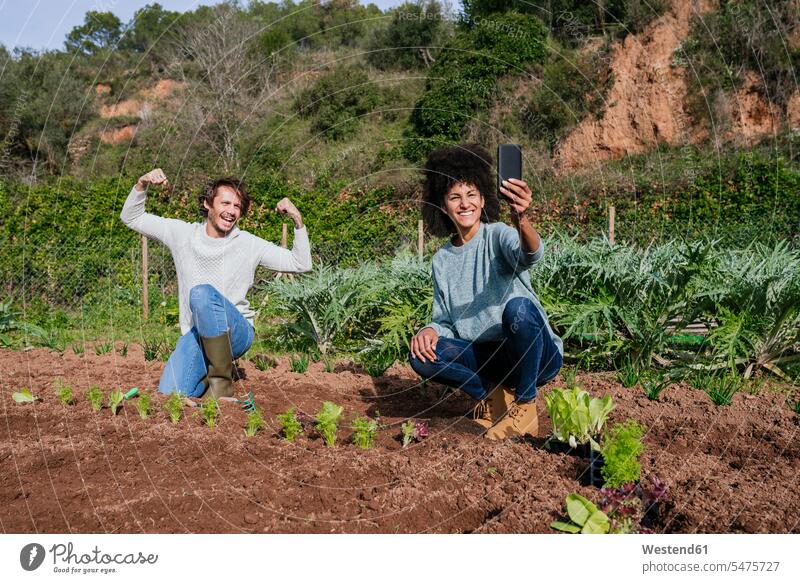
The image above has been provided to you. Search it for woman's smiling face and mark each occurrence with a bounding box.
[442,181,484,236]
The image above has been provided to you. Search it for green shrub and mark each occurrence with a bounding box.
[601,420,645,488]
[295,65,381,141]
[366,1,445,70]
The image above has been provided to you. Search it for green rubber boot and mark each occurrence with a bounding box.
[200,332,234,398]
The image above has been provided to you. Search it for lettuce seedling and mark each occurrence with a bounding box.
[277,407,304,441]
[54,379,73,406]
[545,386,614,450]
[315,401,343,447]
[108,390,124,415]
[12,388,39,403]
[57,385,74,406]
[601,420,645,488]
[136,393,151,419]
[550,493,610,534]
[164,392,183,424]
[401,420,415,447]
[351,416,378,449]
[244,408,266,437]
[195,396,219,428]
[87,385,103,411]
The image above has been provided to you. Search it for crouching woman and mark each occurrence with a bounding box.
[408,144,563,440]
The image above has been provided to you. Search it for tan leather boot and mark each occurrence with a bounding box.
[472,385,514,429]
[484,399,538,440]
[200,332,234,398]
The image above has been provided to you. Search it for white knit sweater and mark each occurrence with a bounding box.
[120,186,312,334]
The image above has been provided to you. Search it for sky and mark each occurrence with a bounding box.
[0,0,408,52]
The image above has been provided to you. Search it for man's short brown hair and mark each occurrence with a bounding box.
[199,177,251,217]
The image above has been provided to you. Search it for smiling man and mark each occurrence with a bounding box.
[120,168,312,398]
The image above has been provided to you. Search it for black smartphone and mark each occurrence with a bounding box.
[497,144,522,199]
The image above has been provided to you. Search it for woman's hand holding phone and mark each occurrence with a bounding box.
[500,178,533,216]
[411,327,439,363]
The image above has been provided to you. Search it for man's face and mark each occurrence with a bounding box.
[204,185,243,238]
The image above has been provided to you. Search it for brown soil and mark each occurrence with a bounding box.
[1,347,798,534]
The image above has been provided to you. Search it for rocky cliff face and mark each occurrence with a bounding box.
[554,0,799,174]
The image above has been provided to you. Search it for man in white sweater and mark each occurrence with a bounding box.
[120,168,312,398]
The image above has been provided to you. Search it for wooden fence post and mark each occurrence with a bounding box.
[418,219,424,259]
[141,235,149,320]
[608,205,616,246]
[275,223,294,281]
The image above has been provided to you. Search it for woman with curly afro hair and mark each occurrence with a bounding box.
[409,144,563,440]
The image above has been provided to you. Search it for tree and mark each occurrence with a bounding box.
[367,1,446,70]
[65,11,123,54]
[169,4,279,172]
[120,3,181,66]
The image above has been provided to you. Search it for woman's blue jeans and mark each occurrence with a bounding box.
[158,284,255,397]
[408,297,562,403]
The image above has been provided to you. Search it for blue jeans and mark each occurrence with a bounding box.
[158,284,255,397]
[408,297,562,402]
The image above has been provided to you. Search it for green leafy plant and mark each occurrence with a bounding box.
[315,401,343,447]
[550,493,610,534]
[117,342,128,357]
[561,366,578,387]
[244,408,266,437]
[640,371,671,401]
[401,420,415,448]
[136,392,151,419]
[12,388,39,403]
[94,341,113,356]
[323,358,335,373]
[277,407,304,441]
[616,356,639,388]
[351,415,378,449]
[142,339,163,361]
[401,419,429,447]
[790,397,800,415]
[56,380,74,406]
[86,385,103,410]
[601,420,645,488]
[71,343,85,355]
[164,392,183,424]
[544,386,615,450]
[290,354,309,374]
[107,390,124,415]
[251,354,276,371]
[195,397,219,428]
[705,373,741,406]
[360,351,395,378]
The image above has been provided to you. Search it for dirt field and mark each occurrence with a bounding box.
[1,346,798,534]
